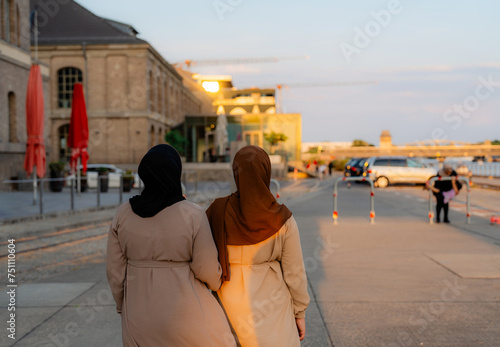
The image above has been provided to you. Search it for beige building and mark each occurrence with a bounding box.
[181,75,301,162]
[31,0,213,167]
[1,0,50,185]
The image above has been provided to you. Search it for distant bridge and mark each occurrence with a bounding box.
[302,143,500,161]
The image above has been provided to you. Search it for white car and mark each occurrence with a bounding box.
[67,164,140,189]
[85,164,124,188]
[365,156,437,188]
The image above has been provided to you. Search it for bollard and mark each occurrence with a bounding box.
[270,179,281,200]
[119,175,123,204]
[70,177,75,211]
[39,178,44,215]
[97,175,101,208]
[491,216,500,225]
[333,176,375,224]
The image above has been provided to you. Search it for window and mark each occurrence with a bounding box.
[1,0,4,40]
[163,80,168,116]
[149,125,155,148]
[373,159,390,167]
[149,71,155,112]
[57,67,83,108]
[391,159,407,167]
[3,0,10,42]
[15,3,19,46]
[8,91,17,143]
[7,0,13,44]
[407,159,424,168]
[156,76,161,114]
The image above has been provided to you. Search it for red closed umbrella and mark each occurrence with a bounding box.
[24,64,46,178]
[68,83,89,174]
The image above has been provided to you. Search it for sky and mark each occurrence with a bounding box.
[76,0,500,145]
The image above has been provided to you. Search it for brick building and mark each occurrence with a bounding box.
[0,0,50,184]
[30,0,213,167]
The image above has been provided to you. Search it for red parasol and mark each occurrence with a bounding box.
[24,64,46,178]
[68,83,89,174]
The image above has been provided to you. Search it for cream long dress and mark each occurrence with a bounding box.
[217,216,310,347]
[107,201,237,347]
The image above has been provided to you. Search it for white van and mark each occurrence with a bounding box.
[365,156,437,188]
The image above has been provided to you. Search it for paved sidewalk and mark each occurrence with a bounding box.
[471,176,500,189]
[1,177,500,346]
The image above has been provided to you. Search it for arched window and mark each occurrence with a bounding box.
[15,4,19,46]
[163,80,168,117]
[8,91,18,143]
[0,0,4,40]
[2,0,10,42]
[156,76,161,114]
[58,67,83,108]
[8,0,14,44]
[149,125,155,148]
[149,71,155,112]
[158,128,162,145]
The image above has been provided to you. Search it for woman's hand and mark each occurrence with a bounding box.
[295,318,306,341]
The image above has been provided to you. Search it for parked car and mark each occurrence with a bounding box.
[67,164,141,189]
[344,158,359,177]
[365,156,437,188]
[344,157,368,177]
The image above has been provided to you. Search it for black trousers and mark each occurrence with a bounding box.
[434,192,449,221]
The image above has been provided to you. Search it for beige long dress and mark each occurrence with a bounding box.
[107,201,237,347]
[217,216,310,347]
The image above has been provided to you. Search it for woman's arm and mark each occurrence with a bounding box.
[425,180,440,194]
[281,217,310,323]
[106,223,127,314]
[452,176,459,194]
[190,212,222,291]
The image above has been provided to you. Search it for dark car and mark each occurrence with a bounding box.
[344,157,367,177]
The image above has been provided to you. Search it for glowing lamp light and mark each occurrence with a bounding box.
[370,211,375,218]
[333,211,338,219]
[202,81,220,93]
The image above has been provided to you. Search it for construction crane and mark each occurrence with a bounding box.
[273,81,379,113]
[174,55,310,70]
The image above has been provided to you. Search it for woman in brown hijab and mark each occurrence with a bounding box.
[206,145,310,347]
[107,144,237,347]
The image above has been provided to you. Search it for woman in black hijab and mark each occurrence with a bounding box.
[129,144,185,217]
[107,144,237,347]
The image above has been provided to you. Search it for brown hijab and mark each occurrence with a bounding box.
[206,146,292,282]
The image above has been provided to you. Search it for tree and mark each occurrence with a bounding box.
[351,139,374,147]
[165,130,188,156]
[264,131,288,154]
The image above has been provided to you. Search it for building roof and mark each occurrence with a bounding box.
[30,0,147,45]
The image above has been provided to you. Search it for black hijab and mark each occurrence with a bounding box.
[129,144,185,218]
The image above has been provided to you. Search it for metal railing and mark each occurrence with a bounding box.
[2,175,135,216]
[333,176,375,225]
[270,178,281,200]
[427,162,500,178]
[427,176,471,224]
